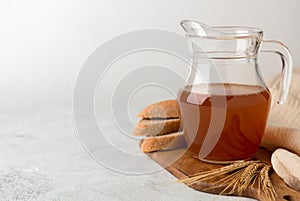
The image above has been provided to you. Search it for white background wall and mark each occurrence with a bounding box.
[0,0,299,111]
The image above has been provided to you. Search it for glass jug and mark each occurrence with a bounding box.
[177,21,293,164]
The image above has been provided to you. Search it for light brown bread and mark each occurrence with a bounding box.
[132,118,181,136]
[139,132,186,153]
[271,148,300,192]
[138,99,180,119]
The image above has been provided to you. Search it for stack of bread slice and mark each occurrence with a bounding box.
[132,100,186,153]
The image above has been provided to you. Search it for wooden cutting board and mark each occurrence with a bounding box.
[148,147,300,201]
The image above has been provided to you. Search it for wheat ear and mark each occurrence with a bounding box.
[177,160,278,200]
[259,165,278,201]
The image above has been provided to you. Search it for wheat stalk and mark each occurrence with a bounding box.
[259,165,278,201]
[177,161,277,201]
[179,160,257,186]
[237,162,264,194]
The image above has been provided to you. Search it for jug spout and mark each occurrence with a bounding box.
[180,20,223,37]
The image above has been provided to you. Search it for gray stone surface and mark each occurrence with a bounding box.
[0,111,254,201]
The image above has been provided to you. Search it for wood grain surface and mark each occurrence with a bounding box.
[148,147,300,201]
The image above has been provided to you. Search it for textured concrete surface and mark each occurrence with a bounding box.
[0,111,254,201]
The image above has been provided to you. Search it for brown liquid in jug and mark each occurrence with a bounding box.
[178,83,271,162]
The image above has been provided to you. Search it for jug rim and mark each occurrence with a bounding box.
[186,26,263,39]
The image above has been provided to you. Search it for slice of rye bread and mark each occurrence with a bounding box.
[132,118,181,136]
[138,99,180,119]
[139,132,186,153]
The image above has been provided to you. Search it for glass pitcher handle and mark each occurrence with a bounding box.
[260,40,293,105]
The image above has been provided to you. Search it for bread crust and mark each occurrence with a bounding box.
[140,132,186,153]
[137,100,180,119]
